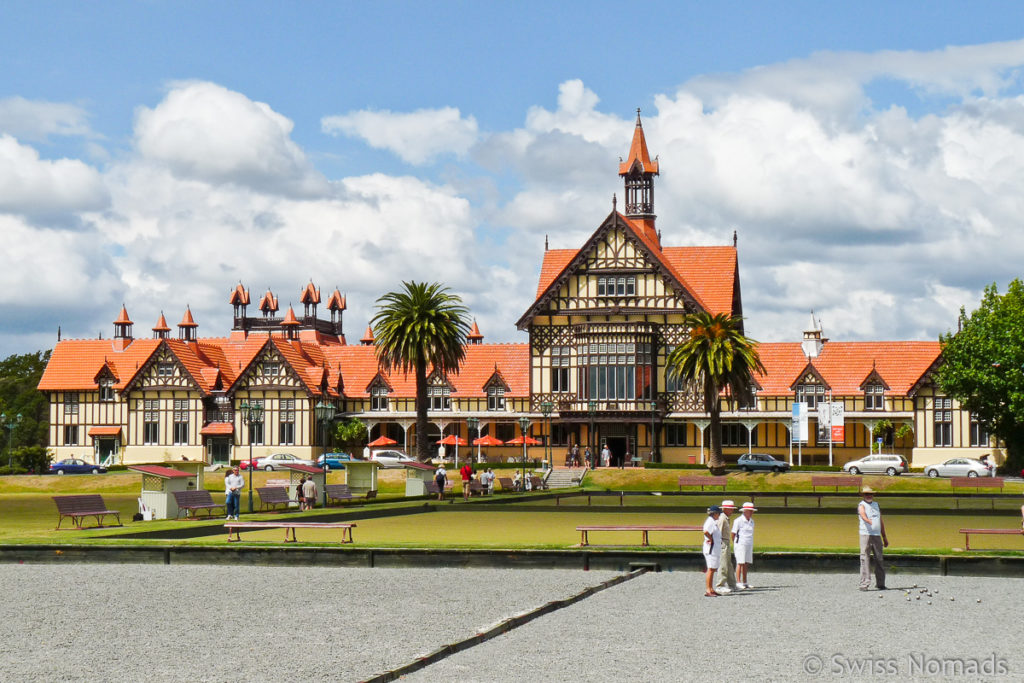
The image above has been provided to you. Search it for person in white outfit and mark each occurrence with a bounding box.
[732,502,756,589]
[714,500,738,594]
[702,505,722,597]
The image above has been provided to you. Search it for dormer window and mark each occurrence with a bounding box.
[99,380,115,402]
[864,383,884,411]
[487,385,505,411]
[796,383,825,408]
[428,386,451,411]
[596,276,635,297]
[370,385,389,411]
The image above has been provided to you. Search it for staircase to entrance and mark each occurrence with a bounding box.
[544,467,588,489]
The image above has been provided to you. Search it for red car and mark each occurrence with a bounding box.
[237,458,259,470]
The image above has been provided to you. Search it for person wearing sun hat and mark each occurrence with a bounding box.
[714,500,738,594]
[702,506,723,597]
[732,502,757,589]
[857,486,888,591]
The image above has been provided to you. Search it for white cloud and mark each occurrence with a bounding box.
[0,96,94,141]
[321,106,478,165]
[0,135,107,215]
[135,81,327,195]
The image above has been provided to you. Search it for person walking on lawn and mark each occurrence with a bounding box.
[732,502,756,589]
[301,475,317,510]
[434,464,447,501]
[460,462,474,500]
[224,466,243,520]
[714,500,738,594]
[702,505,723,597]
[858,486,887,590]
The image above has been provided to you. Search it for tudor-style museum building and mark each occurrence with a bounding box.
[38,116,999,469]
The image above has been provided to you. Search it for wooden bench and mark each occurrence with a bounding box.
[951,477,1004,509]
[425,481,453,496]
[256,486,294,512]
[225,521,356,543]
[811,475,862,492]
[53,494,122,530]
[678,475,728,491]
[958,527,1024,550]
[468,480,485,496]
[498,477,517,491]
[576,524,702,547]
[325,484,378,505]
[172,489,226,519]
[529,476,546,491]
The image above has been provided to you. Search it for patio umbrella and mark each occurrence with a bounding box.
[472,435,504,446]
[505,435,541,445]
[437,434,469,467]
[367,435,397,448]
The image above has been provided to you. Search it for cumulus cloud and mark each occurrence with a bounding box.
[321,106,478,165]
[134,81,328,196]
[0,96,94,141]
[0,135,108,216]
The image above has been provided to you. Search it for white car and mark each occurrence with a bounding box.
[255,453,316,471]
[842,453,908,476]
[370,449,416,468]
[924,458,994,478]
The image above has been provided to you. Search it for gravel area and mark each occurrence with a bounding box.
[0,564,617,681]
[409,571,1024,682]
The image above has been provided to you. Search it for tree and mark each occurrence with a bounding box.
[666,312,765,475]
[0,350,51,450]
[333,418,368,454]
[937,279,1024,474]
[371,281,470,462]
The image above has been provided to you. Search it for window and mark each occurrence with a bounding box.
[550,346,571,392]
[263,362,280,377]
[487,385,505,411]
[493,423,516,442]
[63,425,78,446]
[796,384,825,409]
[370,386,389,411]
[934,397,952,447]
[720,424,751,447]
[864,384,884,410]
[550,424,573,447]
[664,423,687,446]
[99,381,115,402]
[172,399,189,445]
[596,276,635,297]
[429,386,451,411]
[969,414,989,448]
[157,363,174,377]
[279,399,295,445]
[64,393,79,415]
[579,342,652,401]
[143,399,159,445]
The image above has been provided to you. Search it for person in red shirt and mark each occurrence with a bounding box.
[460,462,474,500]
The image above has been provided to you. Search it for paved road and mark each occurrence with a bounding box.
[0,564,1019,681]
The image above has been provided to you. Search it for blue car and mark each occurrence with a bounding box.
[736,453,791,473]
[316,452,353,471]
[50,458,108,475]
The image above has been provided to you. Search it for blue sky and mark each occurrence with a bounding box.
[3,2,1024,356]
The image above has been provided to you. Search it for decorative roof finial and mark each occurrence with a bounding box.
[612,193,617,211]
[544,234,548,251]
[733,230,737,248]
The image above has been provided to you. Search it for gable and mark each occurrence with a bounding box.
[235,344,308,393]
[125,346,203,393]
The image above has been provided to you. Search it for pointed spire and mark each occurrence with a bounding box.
[114,305,133,326]
[258,288,279,317]
[360,325,375,345]
[113,304,134,344]
[179,306,198,327]
[153,312,170,339]
[618,109,659,175]
[733,230,738,248]
[178,306,198,342]
[326,288,346,311]
[281,306,300,325]
[467,319,483,344]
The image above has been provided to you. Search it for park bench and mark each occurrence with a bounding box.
[529,476,546,491]
[256,486,293,512]
[53,494,122,530]
[325,484,378,505]
[958,527,1024,551]
[498,477,517,491]
[172,489,225,519]
[678,475,728,491]
[811,475,862,492]
[576,524,702,547]
[468,480,485,496]
[225,521,356,543]
[951,477,1004,509]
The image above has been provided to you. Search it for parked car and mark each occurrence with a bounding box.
[923,457,994,478]
[237,458,259,470]
[255,453,316,471]
[50,458,107,475]
[736,452,791,473]
[843,453,908,476]
[370,449,416,468]
[316,452,354,471]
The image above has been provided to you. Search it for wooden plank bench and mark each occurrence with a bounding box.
[498,477,517,491]
[325,485,378,505]
[577,524,702,547]
[958,527,1024,551]
[172,489,226,519]
[256,486,294,512]
[225,521,356,543]
[678,475,728,491]
[951,477,1004,509]
[53,494,122,530]
[468,480,485,496]
[529,476,546,491]
[811,475,862,492]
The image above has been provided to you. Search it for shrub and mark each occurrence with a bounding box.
[14,445,51,474]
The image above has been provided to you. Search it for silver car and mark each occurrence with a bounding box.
[924,457,994,478]
[842,453,908,476]
[255,453,316,471]
[370,449,416,468]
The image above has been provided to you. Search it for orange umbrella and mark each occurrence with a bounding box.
[367,435,397,447]
[506,435,541,446]
[437,435,469,446]
[472,435,504,446]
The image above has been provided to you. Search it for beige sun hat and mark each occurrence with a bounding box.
[862,486,875,494]
[741,502,757,512]
[721,500,736,509]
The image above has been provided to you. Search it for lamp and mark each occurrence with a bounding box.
[539,401,553,470]
[467,416,479,463]
[314,400,335,509]
[518,415,530,491]
[587,401,597,468]
[240,400,264,514]
[1,413,22,470]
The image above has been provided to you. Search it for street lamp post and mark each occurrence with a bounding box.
[539,401,553,470]
[587,401,597,468]
[518,415,530,491]
[314,400,335,509]
[240,400,264,514]
[467,417,479,463]
[1,413,22,470]
[650,399,658,464]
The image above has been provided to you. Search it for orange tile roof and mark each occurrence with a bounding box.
[326,288,346,311]
[755,341,942,396]
[258,289,278,313]
[300,282,321,305]
[39,338,162,391]
[467,319,483,341]
[360,325,375,344]
[128,464,193,478]
[282,306,300,326]
[618,112,659,175]
[200,422,234,436]
[88,426,122,437]
[228,284,250,306]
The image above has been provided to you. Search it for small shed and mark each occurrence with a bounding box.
[163,459,205,490]
[128,465,196,520]
[403,461,437,497]
[280,464,325,507]
[344,460,379,494]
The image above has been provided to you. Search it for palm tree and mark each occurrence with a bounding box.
[666,312,765,475]
[372,281,471,462]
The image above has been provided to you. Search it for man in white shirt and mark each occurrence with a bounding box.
[702,505,722,597]
[732,502,756,589]
[858,486,888,590]
[224,467,244,520]
[714,500,738,594]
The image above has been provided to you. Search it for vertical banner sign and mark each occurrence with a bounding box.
[830,402,845,443]
[816,402,831,443]
[792,403,808,443]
